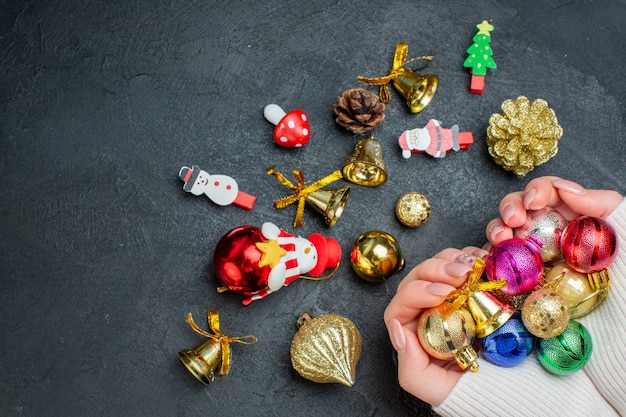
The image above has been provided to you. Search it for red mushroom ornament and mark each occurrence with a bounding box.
[264,104,311,147]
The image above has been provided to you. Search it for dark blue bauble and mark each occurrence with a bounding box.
[479,312,535,367]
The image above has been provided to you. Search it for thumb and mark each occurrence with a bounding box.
[553,180,623,218]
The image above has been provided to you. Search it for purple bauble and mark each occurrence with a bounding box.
[486,238,544,296]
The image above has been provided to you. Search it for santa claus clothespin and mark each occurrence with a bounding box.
[179,165,256,210]
[398,119,474,159]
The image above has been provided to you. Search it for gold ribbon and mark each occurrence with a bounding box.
[357,42,434,103]
[440,257,507,317]
[267,166,344,228]
[186,310,257,378]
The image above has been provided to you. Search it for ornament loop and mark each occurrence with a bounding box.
[267,166,344,227]
[186,311,257,378]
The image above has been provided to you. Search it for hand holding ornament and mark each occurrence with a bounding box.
[485,176,623,247]
[383,246,489,406]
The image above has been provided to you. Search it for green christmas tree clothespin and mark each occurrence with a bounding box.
[463,20,497,94]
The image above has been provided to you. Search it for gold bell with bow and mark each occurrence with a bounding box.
[358,42,438,114]
[305,186,351,227]
[342,134,388,187]
[441,258,512,339]
[267,166,349,227]
[466,290,515,338]
[178,310,257,385]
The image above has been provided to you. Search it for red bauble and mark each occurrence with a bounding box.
[213,226,271,293]
[561,216,618,273]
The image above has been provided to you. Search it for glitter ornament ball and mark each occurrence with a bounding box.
[290,313,362,386]
[561,216,618,273]
[544,261,609,319]
[514,208,568,263]
[417,303,479,372]
[479,312,534,367]
[521,288,570,339]
[536,320,593,375]
[486,238,544,296]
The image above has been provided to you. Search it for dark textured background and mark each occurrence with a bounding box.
[1,1,625,416]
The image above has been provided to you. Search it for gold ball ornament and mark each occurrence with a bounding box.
[486,96,563,177]
[350,230,405,282]
[290,313,362,386]
[417,303,479,372]
[544,262,610,319]
[521,288,571,339]
[395,192,431,228]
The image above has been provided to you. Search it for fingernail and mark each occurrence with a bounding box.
[472,248,490,259]
[489,224,505,241]
[456,253,478,266]
[502,203,516,224]
[388,319,406,353]
[552,178,585,194]
[523,188,537,210]
[444,262,472,278]
[426,282,457,296]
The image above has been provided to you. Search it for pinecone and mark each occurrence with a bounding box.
[486,96,563,177]
[334,88,386,133]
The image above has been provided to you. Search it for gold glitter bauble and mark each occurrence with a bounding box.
[417,303,479,372]
[521,288,571,339]
[290,313,362,386]
[486,96,563,177]
[395,192,431,228]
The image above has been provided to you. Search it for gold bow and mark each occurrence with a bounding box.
[357,42,434,103]
[186,310,257,378]
[440,257,507,317]
[267,166,344,228]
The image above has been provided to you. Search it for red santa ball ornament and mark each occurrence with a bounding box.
[214,222,341,305]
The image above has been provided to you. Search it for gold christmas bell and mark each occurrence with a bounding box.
[342,135,388,187]
[357,42,438,114]
[178,311,257,385]
[179,338,223,385]
[466,290,515,338]
[392,72,439,114]
[305,185,351,227]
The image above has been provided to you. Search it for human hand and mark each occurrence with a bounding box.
[486,177,623,246]
[383,246,489,406]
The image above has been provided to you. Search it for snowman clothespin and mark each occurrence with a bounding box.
[179,165,256,210]
[398,119,473,159]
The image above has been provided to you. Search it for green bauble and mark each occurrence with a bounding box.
[536,320,592,375]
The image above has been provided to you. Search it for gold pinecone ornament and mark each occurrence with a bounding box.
[486,96,563,177]
[334,88,386,133]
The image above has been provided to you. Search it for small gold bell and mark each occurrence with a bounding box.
[342,135,388,187]
[392,72,439,113]
[290,313,362,386]
[305,186,350,227]
[466,291,515,338]
[417,303,479,372]
[350,230,404,282]
[178,338,222,385]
